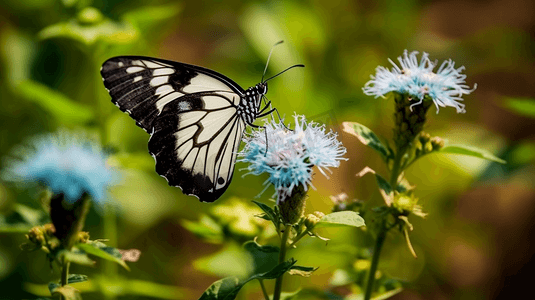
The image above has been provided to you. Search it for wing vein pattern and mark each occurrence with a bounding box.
[101,56,248,202]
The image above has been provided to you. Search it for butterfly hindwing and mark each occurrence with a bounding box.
[148,92,245,202]
[100,56,248,202]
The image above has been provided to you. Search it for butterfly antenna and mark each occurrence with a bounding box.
[263,64,305,83]
[261,40,284,83]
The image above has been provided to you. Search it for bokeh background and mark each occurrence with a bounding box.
[0,0,534,299]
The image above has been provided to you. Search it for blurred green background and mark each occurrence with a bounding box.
[0,0,534,299]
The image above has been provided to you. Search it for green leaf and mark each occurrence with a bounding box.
[67,274,89,284]
[252,200,279,230]
[38,16,137,46]
[247,258,297,281]
[76,242,130,271]
[48,274,88,294]
[440,144,506,164]
[243,241,279,274]
[194,243,253,278]
[504,97,535,118]
[27,277,191,299]
[50,285,82,300]
[288,265,318,277]
[358,167,394,206]
[374,173,393,197]
[181,215,224,244]
[198,276,242,300]
[371,287,403,300]
[281,288,346,300]
[0,203,50,233]
[58,250,95,266]
[16,80,94,124]
[316,211,365,228]
[199,259,297,300]
[342,122,391,160]
[122,4,182,36]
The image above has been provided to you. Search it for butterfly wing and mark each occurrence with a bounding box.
[101,56,247,202]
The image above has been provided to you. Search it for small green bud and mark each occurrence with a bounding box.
[43,223,55,236]
[394,194,414,212]
[304,214,321,229]
[393,193,427,218]
[419,132,430,142]
[77,231,90,243]
[77,7,103,25]
[27,226,45,245]
[415,139,423,151]
[424,141,433,153]
[431,136,444,150]
[313,211,325,219]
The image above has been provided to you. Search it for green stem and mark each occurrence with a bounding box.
[60,257,70,300]
[364,144,406,300]
[103,203,118,300]
[363,223,387,300]
[273,225,291,300]
[258,279,270,300]
[389,147,405,189]
[289,230,308,248]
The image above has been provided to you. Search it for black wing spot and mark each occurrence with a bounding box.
[217,177,225,185]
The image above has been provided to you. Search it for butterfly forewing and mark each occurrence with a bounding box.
[100,56,249,202]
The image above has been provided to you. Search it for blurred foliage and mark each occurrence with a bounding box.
[0,0,534,299]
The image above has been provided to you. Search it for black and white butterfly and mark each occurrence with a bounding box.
[100,43,303,202]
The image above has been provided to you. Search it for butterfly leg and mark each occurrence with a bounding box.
[257,107,292,131]
[246,122,270,156]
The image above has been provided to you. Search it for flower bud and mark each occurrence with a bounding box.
[424,141,434,153]
[27,226,45,246]
[77,231,90,243]
[279,184,307,225]
[304,214,321,229]
[431,136,444,150]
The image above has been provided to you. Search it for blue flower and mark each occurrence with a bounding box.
[239,115,346,202]
[363,50,476,113]
[3,131,116,206]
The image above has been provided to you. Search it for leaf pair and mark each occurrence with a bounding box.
[342,122,506,164]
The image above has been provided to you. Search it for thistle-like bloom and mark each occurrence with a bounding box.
[239,115,346,202]
[3,131,115,206]
[363,50,476,113]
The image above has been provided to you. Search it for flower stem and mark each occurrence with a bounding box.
[258,279,270,300]
[389,147,405,188]
[60,257,70,300]
[364,222,387,300]
[273,225,291,300]
[289,230,308,248]
[365,144,405,300]
[103,203,118,300]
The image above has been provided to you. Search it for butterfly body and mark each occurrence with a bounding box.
[101,56,271,202]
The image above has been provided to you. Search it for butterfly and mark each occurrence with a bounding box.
[100,42,303,202]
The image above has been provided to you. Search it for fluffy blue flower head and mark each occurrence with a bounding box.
[4,132,115,206]
[239,115,346,202]
[363,50,476,113]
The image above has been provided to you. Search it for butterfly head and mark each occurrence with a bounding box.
[250,82,268,108]
[256,82,268,96]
